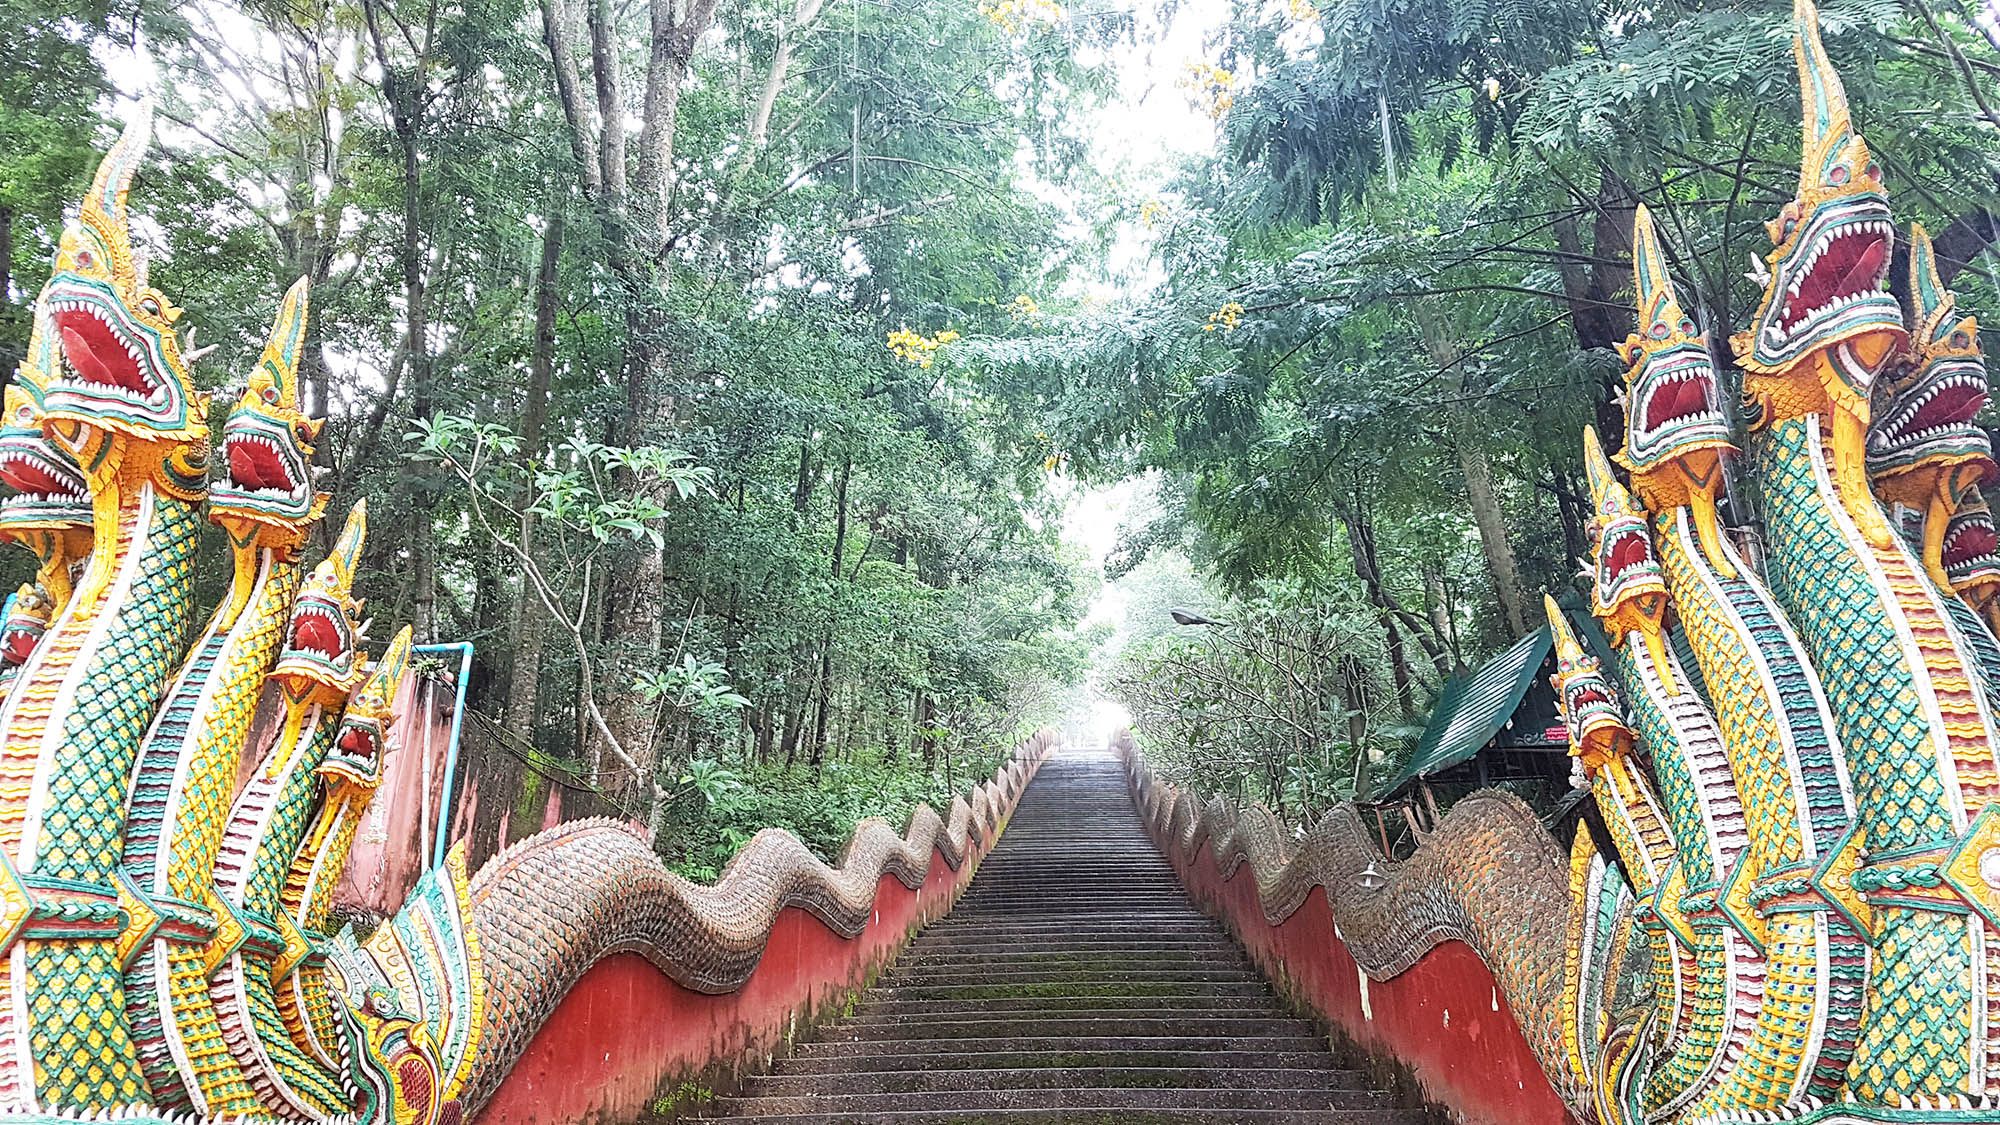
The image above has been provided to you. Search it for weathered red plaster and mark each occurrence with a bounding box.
[478,827,999,1124]
[1164,834,1577,1125]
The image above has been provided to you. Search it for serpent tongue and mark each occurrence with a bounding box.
[59,326,121,388]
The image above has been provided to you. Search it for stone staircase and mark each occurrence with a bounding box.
[703,750,1434,1123]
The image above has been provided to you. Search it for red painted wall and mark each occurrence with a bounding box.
[1162,834,1578,1125]
[476,751,1040,1125]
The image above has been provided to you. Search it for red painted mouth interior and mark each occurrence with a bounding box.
[291,612,345,659]
[1907,383,1988,433]
[1946,521,1998,567]
[0,455,78,497]
[1781,228,1888,331]
[338,724,379,760]
[54,309,152,394]
[1607,532,1651,578]
[1571,685,1609,709]
[1644,374,1714,431]
[228,439,299,493]
[1,627,38,666]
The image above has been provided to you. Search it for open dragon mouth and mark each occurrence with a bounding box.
[1636,347,1725,435]
[39,277,190,433]
[1601,526,1653,582]
[48,296,168,405]
[227,431,301,495]
[213,419,312,521]
[1566,682,1611,713]
[1944,514,1999,573]
[286,597,352,662]
[0,436,87,519]
[1643,370,1714,431]
[337,721,380,761]
[1,620,42,666]
[1870,362,1990,461]
[1777,220,1891,339]
[1752,202,1901,373]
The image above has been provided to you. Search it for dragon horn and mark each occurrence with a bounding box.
[1793,0,1861,193]
[373,625,415,689]
[1630,205,1687,337]
[1581,425,1625,507]
[1545,593,1585,665]
[1903,223,1963,345]
[329,498,368,587]
[256,277,312,407]
[79,103,155,278]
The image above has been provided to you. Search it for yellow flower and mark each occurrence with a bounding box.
[1287,0,1319,19]
[886,325,960,366]
[1204,301,1245,333]
[1178,63,1237,122]
[1009,294,1041,321]
[979,0,1062,34]
[1139,199,1167,229]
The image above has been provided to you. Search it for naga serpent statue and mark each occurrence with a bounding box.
[1121,1,2000,1121]
[0,103,1034,1125]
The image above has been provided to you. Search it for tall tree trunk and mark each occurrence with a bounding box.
[1450,396,1529,638]
[363,0,438,640]
[1332,494,1451,680]
[539,0,603,192]
[504,215,562,736]
[0,203,14,381]
[1414,300,1529,638]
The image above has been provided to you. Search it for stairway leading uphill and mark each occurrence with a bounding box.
[704,750,1432,1124]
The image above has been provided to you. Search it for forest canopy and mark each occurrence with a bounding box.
[7,0,2000,853]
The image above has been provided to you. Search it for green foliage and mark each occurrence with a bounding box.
[660,743,1012,881]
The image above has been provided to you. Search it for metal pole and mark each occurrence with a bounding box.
[416,641,475,870]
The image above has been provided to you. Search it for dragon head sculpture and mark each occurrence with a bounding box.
[1545,595,1633,777]
[1616,203,1738,574]
[40,106,210,494]
[1733,0,1904,432]
[1582,426,1679,688]
[1867,223,1995,587]
[274,499,369,706]
[325,844,482,1125]
[1616,205,1735,492]
[0,585,53,670]
[323,625,413,796]
[0,309,93,536]
[332,975,451,1125]
[0,309,95,618]
[1943,491,2000,624]
[211,276,330,557]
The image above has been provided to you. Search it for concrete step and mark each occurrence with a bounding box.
[701,1110,1430,1123]
[774,1049,1351,1075]
[864,991,1278,1014]
[746,1065,1372,1095]
[707,753,1431,1125]
[796,1035,1335,1059]
[712,1086,1401,1115]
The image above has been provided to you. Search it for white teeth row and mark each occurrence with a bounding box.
[0,451,84,493]
[1766,289,1886,345]
[43,297,151,359]
[1894,424,1978,444]
[1786,219,1893,292]
[51,375,168,408]
[1908,372,1988,412]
